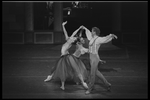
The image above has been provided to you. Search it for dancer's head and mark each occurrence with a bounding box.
[77,28,85,44]
[73,28,85,45]
[91,27,100,37]
[72,37,85,45]
[67,37,77,44]
[76,37,85,44]
[79,37,85,44]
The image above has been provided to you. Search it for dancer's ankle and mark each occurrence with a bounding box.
[60,86,65,90]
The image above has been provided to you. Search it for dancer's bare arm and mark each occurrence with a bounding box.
[70,26,83,38]
[62,21,69,40]
[81,47,89,54]
[82,26,92,40]
[99,59,106,64]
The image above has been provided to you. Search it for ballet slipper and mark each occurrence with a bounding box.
[60,86,65,90]
[85,90,90,95]
[82,82,88,89]
[44,75,52,82]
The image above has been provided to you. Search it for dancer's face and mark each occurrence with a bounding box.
[80,37,85,44]
[68,37,77,43]
[91,29,96,37]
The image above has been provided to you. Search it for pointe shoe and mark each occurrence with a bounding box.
[60,86,65,90]
[85,90,90,95]
[82,82,88,89]
[44,75,52,82]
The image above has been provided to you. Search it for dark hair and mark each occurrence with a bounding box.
[72,28,84,45]
[75,28,84,38]
[72,37,81,45]
[92,27,100,36]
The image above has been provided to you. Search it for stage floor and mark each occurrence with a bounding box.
[2,44,148,99]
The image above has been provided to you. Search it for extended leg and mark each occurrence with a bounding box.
[96,69,111,91]
[44,73,54,82]
[96,69,111,85]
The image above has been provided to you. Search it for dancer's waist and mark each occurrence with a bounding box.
[89,53,100,60]
[89,50,98,54]
[61,53,79,59]
[61,51,69,56]
[73,53,80,58]
[89,52,98,54]
[89,47,97,54]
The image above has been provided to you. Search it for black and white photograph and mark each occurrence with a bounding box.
[2,1,148,99]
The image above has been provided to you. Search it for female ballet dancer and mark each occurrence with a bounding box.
[71,29,89,84]
[44,21,88,90]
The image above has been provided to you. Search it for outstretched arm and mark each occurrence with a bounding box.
[98,34,117,44]
[62,21,69,40]
[81,47,89,53]
[80,47,89,55]
[70,26,83,38]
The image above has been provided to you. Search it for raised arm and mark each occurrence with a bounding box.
[62,21,69,40]
[82,26,92,40]
[70,26,83,38]
[97,34,117,44]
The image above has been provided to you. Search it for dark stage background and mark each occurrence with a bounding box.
[2,1,147,45]
[2,1,148,99]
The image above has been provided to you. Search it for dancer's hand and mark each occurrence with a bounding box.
[62,21,67,25]
[113,34,118,39]
[111,34,117,39]
[100,60,106,64]
[80,25,84,29]
[82,25,86,29]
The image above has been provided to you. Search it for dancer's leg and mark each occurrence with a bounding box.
[85,54,99,94]
[88,60,98,90]
[78,74,88,89]
[96,69,111,91]
[44,58,62,82]
[68,56,88,89]
[44,73,54,82]
[60,81,65,90]
[96,69,111,86]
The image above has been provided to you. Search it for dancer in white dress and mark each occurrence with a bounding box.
[44,21,88,90]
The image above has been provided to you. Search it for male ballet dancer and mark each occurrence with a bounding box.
[82,26,117,94]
